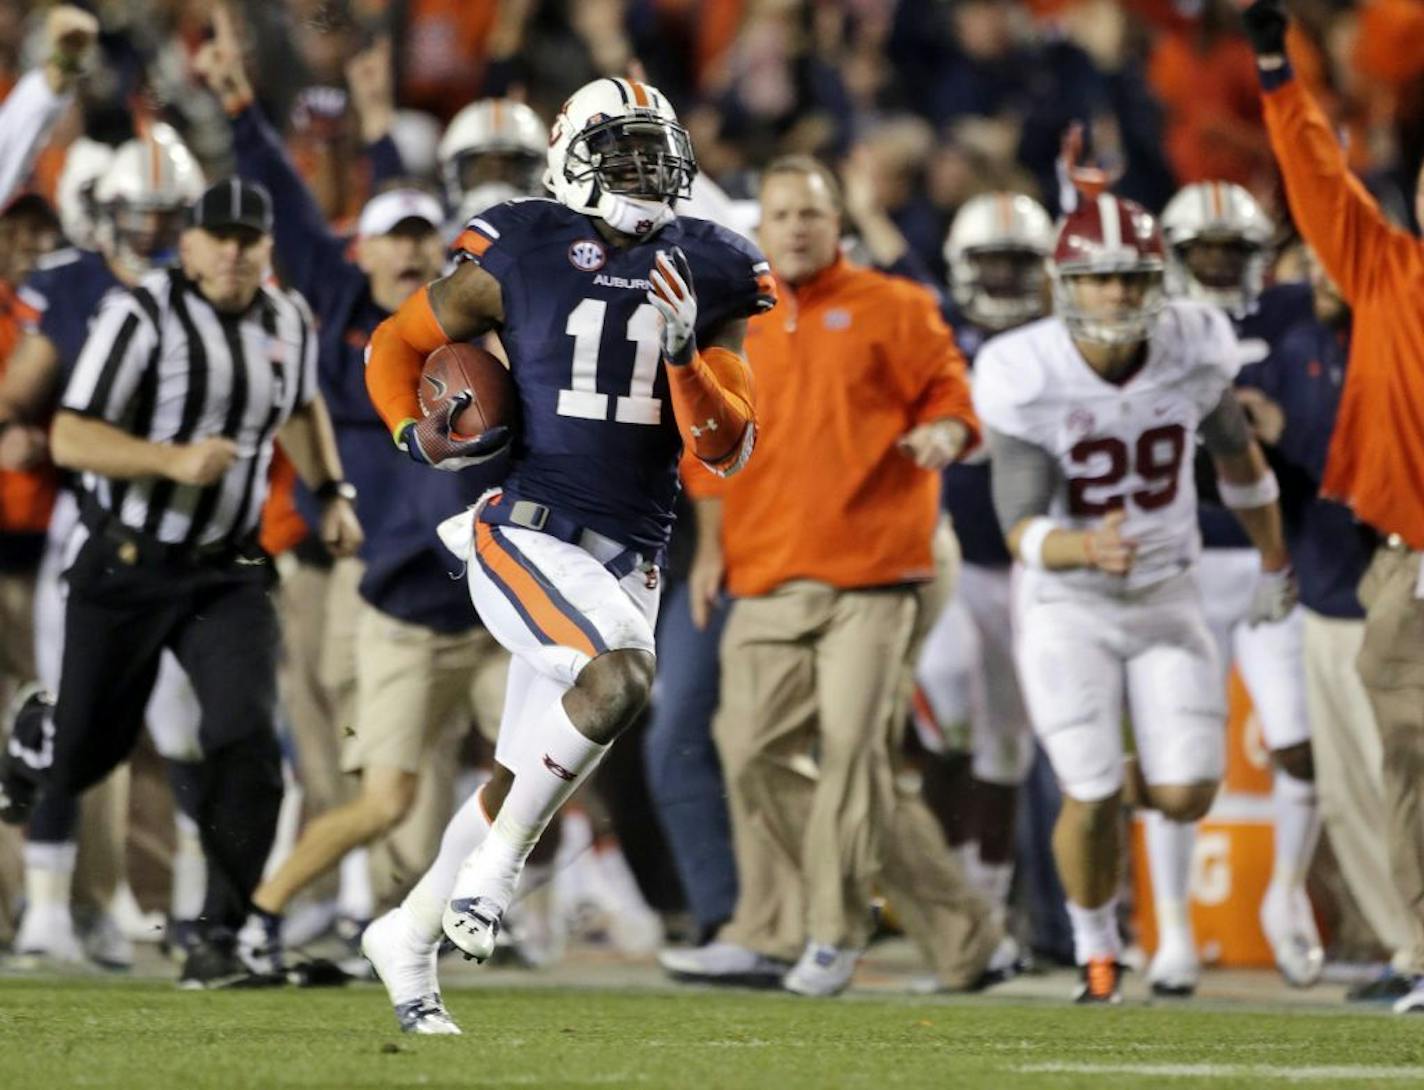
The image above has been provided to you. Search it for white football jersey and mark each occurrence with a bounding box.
[973,300,1240,593]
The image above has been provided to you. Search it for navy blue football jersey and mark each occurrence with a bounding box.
[453,199,774,551]
[1198,282,1315,549]
[17,248,123,387]
[941,307,1012,568]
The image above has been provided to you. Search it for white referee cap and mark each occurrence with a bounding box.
[357,188,444,239]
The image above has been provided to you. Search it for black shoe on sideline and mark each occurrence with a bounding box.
[1348,969,1415,1003]
[179,936,283,990]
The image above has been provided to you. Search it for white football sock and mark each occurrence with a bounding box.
[403,785,494,942]
[338,847,374,921]
[1271,770,1321,890]
[1144,810,1197,950]
[171,812,206,921]
[1066,897,1122,964]
[23,840,77,908]
[460,697,608,913]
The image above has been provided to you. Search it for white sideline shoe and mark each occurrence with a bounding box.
[1148,934,1201,997]
[782,942,859,997]
[361,908,459,1035]
[658,941,788,987]
[15,904,84,964]
[1260,881,1324,988]
[1391,977,1424,1014]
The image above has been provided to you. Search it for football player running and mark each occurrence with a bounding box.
[913,191,1053,927]
[973,194,1294,1004]
[362,76,771,1034]
[1150,181,1323,990]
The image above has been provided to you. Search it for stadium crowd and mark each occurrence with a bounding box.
[0,0,1422,1021]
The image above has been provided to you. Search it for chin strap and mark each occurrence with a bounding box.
[599,194,676,237]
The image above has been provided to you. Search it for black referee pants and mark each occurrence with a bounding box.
[51,529,284,932]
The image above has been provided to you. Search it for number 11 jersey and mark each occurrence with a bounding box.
[972,300,1241,593]
[453,198,774,552]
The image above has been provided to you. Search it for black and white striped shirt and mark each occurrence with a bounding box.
[62,269,317,547]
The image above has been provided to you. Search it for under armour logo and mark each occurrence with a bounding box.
[542,754,576,782]
[689,418,718,438]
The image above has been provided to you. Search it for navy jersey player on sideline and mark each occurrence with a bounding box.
[1145,179,1323,996]
[360,75,773,1035]
[912,191,1053,935]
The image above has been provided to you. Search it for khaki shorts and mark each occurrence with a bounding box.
[341,603,509,774]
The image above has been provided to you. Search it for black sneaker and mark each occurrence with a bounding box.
[0,684,55,825]
[179,936,283,990]
[1348,969,1415,1003]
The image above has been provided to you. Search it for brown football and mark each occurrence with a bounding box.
[418,343,516,440]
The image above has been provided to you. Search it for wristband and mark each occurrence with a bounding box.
[1017,517,1057,571]
[1219,472,1280,509]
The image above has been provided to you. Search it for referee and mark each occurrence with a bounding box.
[0,178,362,986]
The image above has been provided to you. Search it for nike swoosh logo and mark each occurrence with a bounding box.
[424,374,448,400]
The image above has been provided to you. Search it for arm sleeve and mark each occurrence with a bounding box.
[0,70,69,208]
[988,427,1061,531]
[364,285,450,439]
[60,294,159,423]
[668,346,756,477]
[898,289,980,450]
[229,102,353,303]
[1262,79,1414,303]
[985,430,1065,535]
[1199,389,1254,457]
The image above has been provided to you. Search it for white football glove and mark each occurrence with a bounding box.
[647,246,698,366]
[1247,564,1298,625]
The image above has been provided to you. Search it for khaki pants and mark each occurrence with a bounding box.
[1356,544,1424,974]
[345,607,509,908]
[0,568,35,941]
[715,573,996,980]
[1304,609,1424,969]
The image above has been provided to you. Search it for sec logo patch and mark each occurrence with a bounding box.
[569,240,607,272]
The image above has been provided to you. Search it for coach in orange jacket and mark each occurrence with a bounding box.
[1245,1,1424,1006]
[682,157,998,996]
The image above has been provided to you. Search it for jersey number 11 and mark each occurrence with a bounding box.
[557,298,663,426]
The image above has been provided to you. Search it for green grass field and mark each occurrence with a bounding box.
[2,979,1423,1089]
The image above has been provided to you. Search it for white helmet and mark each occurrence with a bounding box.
[56,137,115,250]
[438,98,547,214]
[1160,181,1273,312]
[944,192,1054,331]
[93,122,205,276]
[545,77,696,238]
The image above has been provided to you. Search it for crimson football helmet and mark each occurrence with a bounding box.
[1051,193,1166,346]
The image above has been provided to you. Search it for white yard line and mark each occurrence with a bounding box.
[1015,1062,1424,1081]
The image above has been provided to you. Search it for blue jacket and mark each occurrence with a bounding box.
[229,103,497,632]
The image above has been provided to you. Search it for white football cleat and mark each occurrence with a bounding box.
[15,903,85,965]
[658,941,788,986]
[782,942,859,997]
[78,910,134,971]
[1391,977,1424,1014]
[1260,881,1324,988]
[1148,934,1201,997]
[442,896,503,963]
[361,908,459,1035]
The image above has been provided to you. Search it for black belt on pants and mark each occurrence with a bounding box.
[78,495,261,570]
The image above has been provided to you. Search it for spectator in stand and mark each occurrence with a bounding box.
[1243,0,1424,1014]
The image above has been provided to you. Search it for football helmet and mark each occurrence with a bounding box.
[546,77,696,238]
[944,192,1054,331]
[1160,181,1273,312]
[55,137,115,250]
[438,98,547,218]
[92,123,205,278]
[1051,193,1166,346]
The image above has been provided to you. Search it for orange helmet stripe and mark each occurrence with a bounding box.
[631,81,650,107]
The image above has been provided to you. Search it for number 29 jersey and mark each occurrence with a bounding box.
[972,300,1240,593]
[453,198,774,553]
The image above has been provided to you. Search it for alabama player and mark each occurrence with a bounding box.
[1155,180,1322,989]
[973,194,1294,1003]
[914,191,1053,925]
[361,76,771,1034]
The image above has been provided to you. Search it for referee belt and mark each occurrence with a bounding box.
[79,496,261,569]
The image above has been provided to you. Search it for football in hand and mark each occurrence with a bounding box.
[419,343,515,440]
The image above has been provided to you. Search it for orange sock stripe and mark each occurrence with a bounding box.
[475,523,604,659]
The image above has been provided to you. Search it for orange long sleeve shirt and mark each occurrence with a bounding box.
[688,256,978,598]
[1262,77,1424,547]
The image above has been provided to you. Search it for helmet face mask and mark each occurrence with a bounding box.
[109,202,188,267]
[1051,194,1167,347]
[91,123,205,277]
[451,148,544,196]
[1160,181,1273,312]
[945,192,1054,332]
[546,78,697,237]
